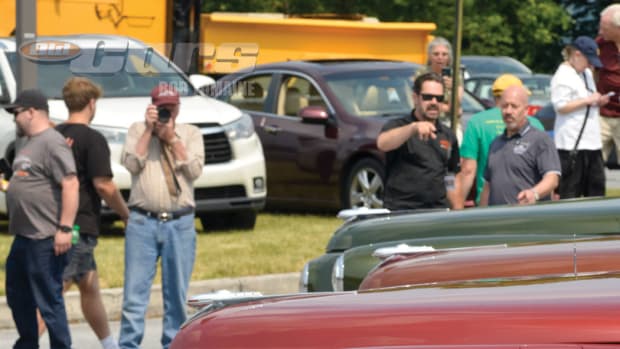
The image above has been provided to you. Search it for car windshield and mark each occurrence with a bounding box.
[468,75,550,103]
[462,90,485,114]
[325,69,414,118]
[521,76,551,103]
[462,56,532,75]
[5,49,196,98]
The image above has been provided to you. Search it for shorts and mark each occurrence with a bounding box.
[62,234,98,283]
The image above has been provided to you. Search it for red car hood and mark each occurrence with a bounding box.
[171,274,620,349]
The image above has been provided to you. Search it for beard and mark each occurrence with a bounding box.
[421,104,440,121]
[503,116,520,133]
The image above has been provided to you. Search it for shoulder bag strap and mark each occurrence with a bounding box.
[572,72,592,154]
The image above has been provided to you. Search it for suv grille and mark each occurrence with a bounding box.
[193,123,232,164]
[203,131,232,164]
[195,185,246,200]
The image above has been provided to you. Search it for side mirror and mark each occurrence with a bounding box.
[189,74,216,91]
[299,106,329,124]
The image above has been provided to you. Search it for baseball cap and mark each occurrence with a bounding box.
[150,84,180,106]
[572,36,603,68]
[492,74,531,97]
[4,89,49,114]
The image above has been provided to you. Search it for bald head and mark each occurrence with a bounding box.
[500,85,529,136]
[502,85,529,105]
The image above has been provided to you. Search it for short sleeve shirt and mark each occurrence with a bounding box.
[484,122,561,206]
[7,128,77,239]
[460,107,544,203]
[382,110,460,210]
[56,123,113,236]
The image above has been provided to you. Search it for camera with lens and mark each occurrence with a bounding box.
[157,107,171,123]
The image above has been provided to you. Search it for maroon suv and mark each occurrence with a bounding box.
[214,60,483,211]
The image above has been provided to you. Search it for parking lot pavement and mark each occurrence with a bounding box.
[0,317,162,348]
[0,272,300,347]
[606,169,620,190]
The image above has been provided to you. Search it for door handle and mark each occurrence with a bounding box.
[262,125,281,134]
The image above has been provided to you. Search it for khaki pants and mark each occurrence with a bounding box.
[599,115,620,164]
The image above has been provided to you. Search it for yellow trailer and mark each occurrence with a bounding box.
[200,12,436,74]
[0,0,170,45]
[1,2,436,75]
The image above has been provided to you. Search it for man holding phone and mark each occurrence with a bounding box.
[377,72,462,211]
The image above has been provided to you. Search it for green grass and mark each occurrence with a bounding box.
[2,187,620,295]
[606,188,620,197]
[0,213,341,295]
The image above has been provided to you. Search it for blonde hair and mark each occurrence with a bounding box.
[560,45,577,62]
[62,77,102,112]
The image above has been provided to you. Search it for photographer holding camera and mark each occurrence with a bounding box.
[119,83,204,349]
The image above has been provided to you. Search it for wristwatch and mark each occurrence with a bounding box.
[58,225,72,233]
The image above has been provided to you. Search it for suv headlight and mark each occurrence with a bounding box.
[223,113,255,140]
[331,254,345,292]
[91,125,127,145]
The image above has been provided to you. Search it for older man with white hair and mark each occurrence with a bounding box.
[597,4,620,165]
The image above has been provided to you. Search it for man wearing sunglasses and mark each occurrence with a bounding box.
[3,89,79,349]
[377,72,462,211]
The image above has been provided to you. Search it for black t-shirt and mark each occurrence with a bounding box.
[56,123,113,236]
[381,111,460,210]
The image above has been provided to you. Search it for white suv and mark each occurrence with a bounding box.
[0,35,266,229]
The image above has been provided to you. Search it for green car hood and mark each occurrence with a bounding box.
[327,197,620,252]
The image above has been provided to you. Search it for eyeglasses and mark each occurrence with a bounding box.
[420,93,445,103]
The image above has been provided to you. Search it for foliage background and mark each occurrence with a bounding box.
[201,0,615,74]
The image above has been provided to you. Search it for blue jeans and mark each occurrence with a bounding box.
[6,235,71,349]
[119,211,196,349]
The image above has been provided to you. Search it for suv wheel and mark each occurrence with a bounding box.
[343,158,384,209]
[199,211,257,231]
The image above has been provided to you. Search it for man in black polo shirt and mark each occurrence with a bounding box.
[377,72,461,210]
[480,85,561,206]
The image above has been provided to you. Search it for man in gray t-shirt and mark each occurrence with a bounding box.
[4,89,78,349]
[481,86,561,206]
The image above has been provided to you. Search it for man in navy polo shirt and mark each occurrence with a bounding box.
[480,85,561,206]
[377,72,461,211]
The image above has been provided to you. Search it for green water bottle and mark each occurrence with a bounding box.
[72,224,80,245]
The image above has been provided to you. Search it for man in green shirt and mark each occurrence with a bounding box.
[459,74,545,205]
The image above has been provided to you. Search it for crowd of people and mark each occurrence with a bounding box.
[2,81,203,349]
[381,4,620,211]
[0,3,619,349]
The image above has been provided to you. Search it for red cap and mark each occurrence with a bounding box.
[150,84,180,106]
